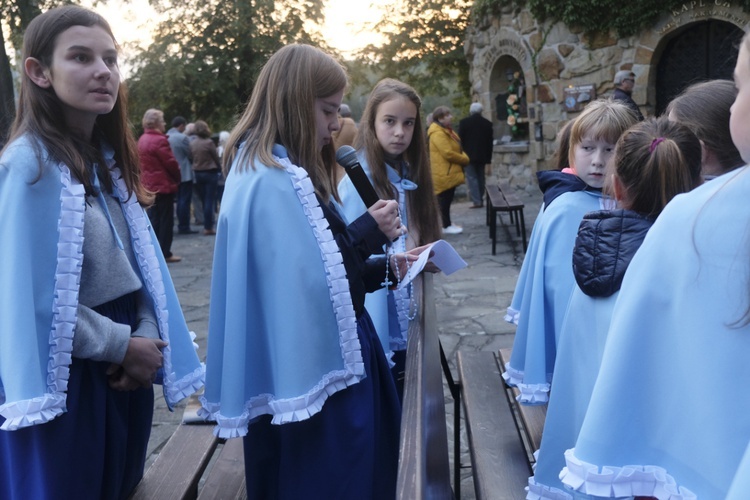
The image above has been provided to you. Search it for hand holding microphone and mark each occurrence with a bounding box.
[369,199,404,241]
[336,145,405,240]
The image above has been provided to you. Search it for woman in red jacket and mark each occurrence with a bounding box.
[138,108,182,262]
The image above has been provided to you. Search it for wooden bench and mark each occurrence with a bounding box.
[485,182,527,254]
[129,395,246,500]
[132,274,454,500]
[456,348,548,499]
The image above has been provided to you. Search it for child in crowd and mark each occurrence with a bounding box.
[529,117,702,499]
[199,44,428,499]
[0,6,204,499]
[338,78,442,397]
[503,99,637,404]
[666,79,744,180]
[560,34,750,499]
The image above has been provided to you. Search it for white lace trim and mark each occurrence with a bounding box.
[112,169,204,406]
[502,361,525,386]
[199,157,364,438]
[505,306,520,325]
[561,448,697,499]
[527,476,572,500]
[502,362,550,404]
[0,167,84,430]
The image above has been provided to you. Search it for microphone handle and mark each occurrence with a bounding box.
[344,162,380,208]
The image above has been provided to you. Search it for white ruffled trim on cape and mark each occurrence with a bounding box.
[560,448,697,499]
[199,156,364,438]
[0,167,85,430]
[111,169,204,406]
[505,306,521,325]
[527,476,572,500]
[501,362,550,404]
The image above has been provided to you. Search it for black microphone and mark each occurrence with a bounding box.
[336,145,380,208]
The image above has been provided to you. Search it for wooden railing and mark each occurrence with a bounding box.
[397,273,455,499]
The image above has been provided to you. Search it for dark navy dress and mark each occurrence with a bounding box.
[242,200,402,500]
[0,292,154,500]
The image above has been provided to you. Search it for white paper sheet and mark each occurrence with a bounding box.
[397,239,467,289]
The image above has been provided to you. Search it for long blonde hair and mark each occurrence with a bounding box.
[223,44,347,201]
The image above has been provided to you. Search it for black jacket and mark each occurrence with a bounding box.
[458,113,493,165]
[612,88,644,121]
[573,209,654,298]
[537,170,599,210]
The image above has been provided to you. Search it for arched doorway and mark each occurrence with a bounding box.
[490,55,527,142]
[655,20,744,115]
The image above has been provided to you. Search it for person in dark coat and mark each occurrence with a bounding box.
[612,70,644,121]
[458,102,494,208]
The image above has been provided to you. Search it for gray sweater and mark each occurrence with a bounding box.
[72,192,159,363]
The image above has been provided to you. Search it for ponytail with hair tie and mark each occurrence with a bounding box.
[649,137,666,153]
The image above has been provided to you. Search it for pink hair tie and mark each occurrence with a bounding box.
[649,137,666,153]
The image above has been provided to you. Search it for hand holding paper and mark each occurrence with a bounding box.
[396,239,467,289]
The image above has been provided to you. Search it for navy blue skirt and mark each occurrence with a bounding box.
[0,293,154,500]
[242,312,401,500]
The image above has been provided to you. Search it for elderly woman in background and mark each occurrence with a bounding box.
[138,108,182,262]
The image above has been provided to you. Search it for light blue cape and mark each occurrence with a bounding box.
[529,288,617,499]
[503,190,604,403]
[0,136,204,430]
[561,167,750,499]
[199,145,365,438]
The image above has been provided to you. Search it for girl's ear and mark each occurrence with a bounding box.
[25,57,52,89]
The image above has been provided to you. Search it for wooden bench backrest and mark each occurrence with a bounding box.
[397,273,453,499]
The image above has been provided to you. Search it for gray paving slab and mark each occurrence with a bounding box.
[146,178,544,496]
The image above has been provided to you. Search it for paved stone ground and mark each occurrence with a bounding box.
[146,178,544,496]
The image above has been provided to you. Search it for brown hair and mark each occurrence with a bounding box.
[568,99,639,169]
[223,44,347,201]
[193,120,211,139]
[431,106,451,123]
[6,5,149,205]
[611,117,702,217]
[665,79,744,176]
[354,78,441,244]
[552,120,573,171]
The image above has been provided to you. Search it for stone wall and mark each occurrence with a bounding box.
[465,1,749,193]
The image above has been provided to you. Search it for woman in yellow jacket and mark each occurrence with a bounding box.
[428,106,470,234]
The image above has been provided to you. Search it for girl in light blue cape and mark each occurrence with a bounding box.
[199,45,424,499]
[503,100,637,404]
[560,34,750,500]
[529,118,702,499]
[0,7,203,499]
[338,78,441,397]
